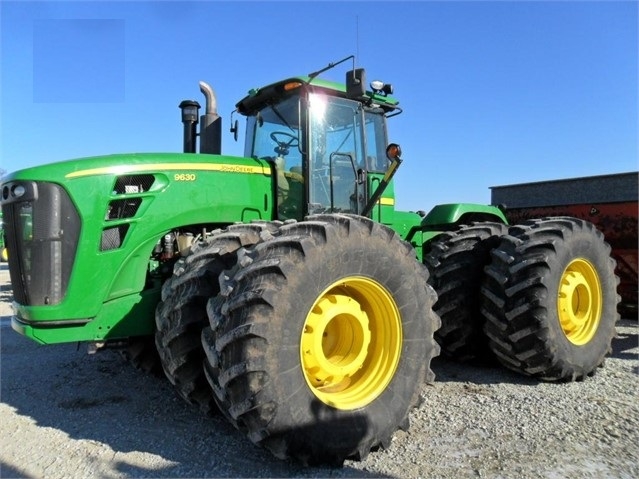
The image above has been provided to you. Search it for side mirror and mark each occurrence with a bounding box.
[229,110,239,142]
[230,119,239,142]
[346,68,366,98]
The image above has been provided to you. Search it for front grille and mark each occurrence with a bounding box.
[1,181,80,306]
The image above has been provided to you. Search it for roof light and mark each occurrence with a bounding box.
[284,81,303,91]
[371,80,393,96]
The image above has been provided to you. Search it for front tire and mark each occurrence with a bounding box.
[202,214,440,465]
[481,217,620,381]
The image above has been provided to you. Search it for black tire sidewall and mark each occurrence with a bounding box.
[221,218,436,459]
[425,222,508,361]
[537,227,618,373]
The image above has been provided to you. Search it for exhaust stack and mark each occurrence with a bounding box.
[198,81,222,155]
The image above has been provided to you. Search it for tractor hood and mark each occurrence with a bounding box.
[2,152,271,184]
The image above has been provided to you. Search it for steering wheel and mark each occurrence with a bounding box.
[270,131,299,155]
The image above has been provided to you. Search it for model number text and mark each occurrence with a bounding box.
[174,173,197,181]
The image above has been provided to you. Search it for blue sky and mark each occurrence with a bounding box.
[1,0,637,211]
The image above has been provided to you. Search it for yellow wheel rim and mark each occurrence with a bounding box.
[557,258,602,345]
[300,276,402,410]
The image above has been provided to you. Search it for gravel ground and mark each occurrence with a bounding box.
[0,263,637,478]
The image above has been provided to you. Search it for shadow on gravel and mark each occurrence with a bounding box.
[0,461,31,479]
[430,355,538,386]
[0,332,390,478]
[611,319,638,361]
[432,318,638,385]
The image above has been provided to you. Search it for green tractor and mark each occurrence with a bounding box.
[0,57,619,465]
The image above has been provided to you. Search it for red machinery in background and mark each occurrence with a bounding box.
[492,172,638,317]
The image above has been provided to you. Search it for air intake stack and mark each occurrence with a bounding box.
[178,100,200,154]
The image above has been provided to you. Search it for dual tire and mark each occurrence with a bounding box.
[424,222,508,362]
[481,217,619,380]
[157,214,440,465]
[154,223,278,414]
[425,218,619,381]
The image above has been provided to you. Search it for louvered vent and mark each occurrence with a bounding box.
[114,174,155,194]
[106,198,142,220]
[101,225,130,251]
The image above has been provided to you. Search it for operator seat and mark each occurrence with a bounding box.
[276,160,305,220]
[274,156,289,205]
[332,160,356,211]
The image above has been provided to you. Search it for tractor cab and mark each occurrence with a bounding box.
[235,61,401,221]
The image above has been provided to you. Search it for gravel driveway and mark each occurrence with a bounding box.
[0,263,637,478]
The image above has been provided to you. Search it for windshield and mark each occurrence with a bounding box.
[243,91,390,219]
[245,96,302,172]
[245,96,303,219]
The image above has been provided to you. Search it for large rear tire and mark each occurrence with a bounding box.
[481,217,620,381]
[155,223,277,413]
[424,222,508,361]
[202,214,440,465]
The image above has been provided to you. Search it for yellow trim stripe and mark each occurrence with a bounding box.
[65,162,271,179]
[378,197,395,206]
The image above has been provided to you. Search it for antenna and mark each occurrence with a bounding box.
[307,55,355,80]
[355,15,359,66]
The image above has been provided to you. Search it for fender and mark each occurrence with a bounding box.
[404,203,508,258]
